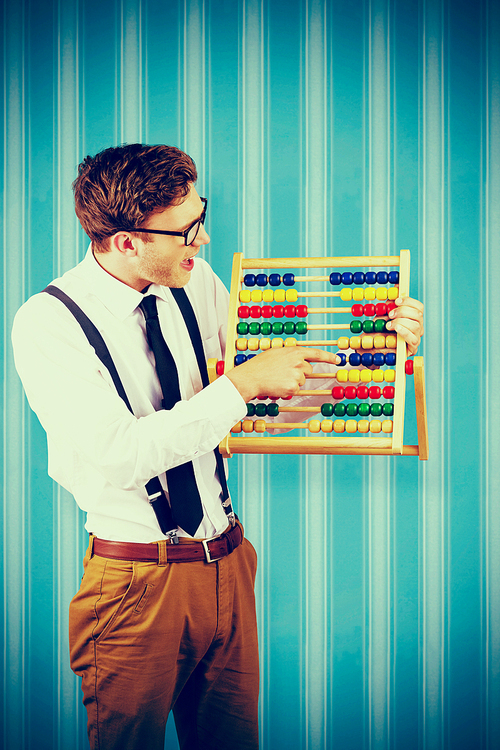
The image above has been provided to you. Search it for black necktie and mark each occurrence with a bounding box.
[139,294,203,536]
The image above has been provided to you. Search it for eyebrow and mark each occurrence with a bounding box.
[175,202,205,233]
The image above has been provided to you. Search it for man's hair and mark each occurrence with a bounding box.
[73,143,197,252]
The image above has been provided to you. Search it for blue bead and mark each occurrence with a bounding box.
[337,352,347,366]
[376,271,388,284]
[365,271,377,284]
[353,272,365,284]
[246,353,257,360]
[349,353,361,366]
[388,271,399,284]
[361,353,373,367]
[244,274,256,287]
[269,273,281,286]
[373,353,385,367]
[234,354,247,366]
[385,352,396,366]
[341,271,353,285]
[283,273,295,286]
[256,273,268,286]
[329,272,341,285]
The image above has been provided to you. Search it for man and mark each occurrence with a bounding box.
[12,144,423,750]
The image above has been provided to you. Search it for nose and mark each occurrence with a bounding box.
[193,224,210,246]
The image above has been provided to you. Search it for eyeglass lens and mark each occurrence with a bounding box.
[186,221,201,246]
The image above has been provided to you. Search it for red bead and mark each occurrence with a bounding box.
[351,304,364,317]
[383,386,395,399]
[357,385,369,399]
[345,386,357,399]
[405,359,414,375]
[332,386,344,399]
[250,306,261,318]
[238,306,250,318]
[273,305,285,318]
[261,305,273,318]
[375,303,387,316]
[369,386,381,399]
[216,360,225,376]
[296,305,308,317]
[281,394,293,400]
[284,305,296,318]
[363,304,376,317]
[386,301,397,313]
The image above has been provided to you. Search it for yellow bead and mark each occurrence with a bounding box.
[284,338,297,347]
[254,419,266,433]
[349,336,361,349]
[251,289,263,302]
[372,369,384,382]
[242,419,254,433]
[358,419,369,433]
[248,338,260,351]
[231,421,243,433]
[348,369,360,383]
[308,419,321,433]
[337,369,348,382]
[353,288,364,301]
[260,338,271,350]
[385,335,397,348]
[337,337,350,350]
[263,289,274,302]
[361,336,373,349]
[271,338,284,348]
[365,288,376,301]
[384,369,395,382]
[360,369,372,382]
[388,287,399,300]
[274,289,286,303]
[382,420,393,433]
[286,289,298,302]
[333,419,345,433]
[340,288,353,301]
[236,338,248,351]
[346,419,357,433]
[370,420,382,433]
[373,335,385,349]
[239,290,251,303]
[376,287,388,300]
[321,419,333,433]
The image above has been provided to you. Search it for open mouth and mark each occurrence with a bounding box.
[180,256,195,271]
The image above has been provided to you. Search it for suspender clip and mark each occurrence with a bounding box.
[165,529,180,545]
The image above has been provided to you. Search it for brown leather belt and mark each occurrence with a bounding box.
[92,522,243,564]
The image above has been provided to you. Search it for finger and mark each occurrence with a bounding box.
[386,317,423,336]
[390,321,421,354]
[388,305,424,327]
[301,348,341,365]
[393,296,424,313]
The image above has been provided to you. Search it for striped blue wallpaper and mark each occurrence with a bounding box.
[1,1,498,748]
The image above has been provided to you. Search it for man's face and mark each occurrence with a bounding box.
[134,185,209,289]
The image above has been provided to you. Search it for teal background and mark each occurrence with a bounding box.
[2,0,499,748]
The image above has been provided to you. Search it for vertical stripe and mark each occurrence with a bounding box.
[120,0,143,143]
[182,0,206,186]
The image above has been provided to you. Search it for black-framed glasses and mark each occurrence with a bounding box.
[126,198,207,246]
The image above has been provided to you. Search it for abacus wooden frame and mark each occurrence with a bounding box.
[217,252,428,460]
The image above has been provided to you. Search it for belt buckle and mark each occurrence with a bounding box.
[202,534,224,563]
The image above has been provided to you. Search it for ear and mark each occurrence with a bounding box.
[109,231,141,257]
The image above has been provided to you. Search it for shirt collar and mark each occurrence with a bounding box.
[80,247,170,321]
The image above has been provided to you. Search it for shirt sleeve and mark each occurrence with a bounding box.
[12,293,247,492]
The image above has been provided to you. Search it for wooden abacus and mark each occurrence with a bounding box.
[208,251,428,460]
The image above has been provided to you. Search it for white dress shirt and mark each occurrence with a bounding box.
[12,248,247,542]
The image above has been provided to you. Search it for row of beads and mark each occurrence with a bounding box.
[232,418,394,434]
[240,287,399,302]
[246,401,394,418]
[235,334,396,352]
[336,368,395,383]
[337,335,397,349]
[238,304,308,318]
[351,302,397,317]
[332,384,395,399]
[240,288,299,303]
[237,321,308,336]
[243,271,400,287]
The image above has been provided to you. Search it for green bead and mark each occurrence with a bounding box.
[255,403,267,417]
[334,403,346,417]
[371,403,383,417]
[295,321,308,335]
[362,319,374,333]
[350,320,363,334]
[374,319,386,333]
[358,403,370,417]
[272,322,284,335]
[260,321,272,335]
[346,403,358,417]
[284,321,296,335]
[382,403,394,416]
[321,403,334,417]
[246,403,256,416]
[267,403,280,417]
[249,322,261,335]
[237,322,249,335]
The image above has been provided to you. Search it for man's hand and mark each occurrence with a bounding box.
[225,346,340,403]
[385,297,424,356]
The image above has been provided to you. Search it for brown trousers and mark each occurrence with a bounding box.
[69,526,259,750]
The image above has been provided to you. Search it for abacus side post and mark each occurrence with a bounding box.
[413,356,429,460]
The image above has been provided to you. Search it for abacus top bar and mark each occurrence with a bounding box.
[240,255,403,269]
